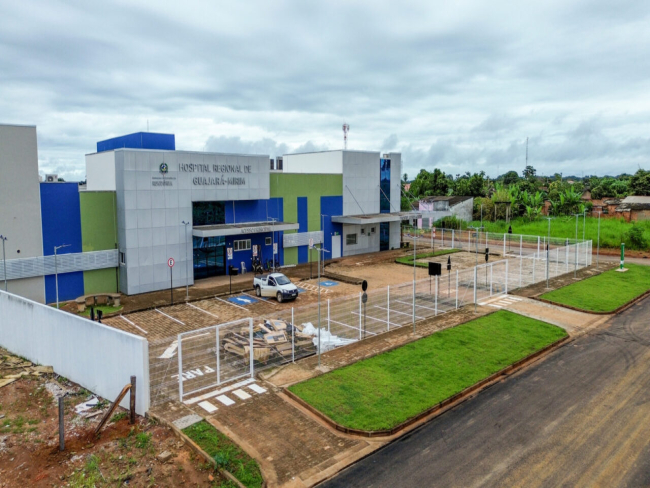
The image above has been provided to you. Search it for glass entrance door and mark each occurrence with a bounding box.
[193,236,226,279]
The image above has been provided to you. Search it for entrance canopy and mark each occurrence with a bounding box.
[331,211,421,225]
[193,221,299,238]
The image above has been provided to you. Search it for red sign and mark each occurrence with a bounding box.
[168,258,175,268]
[432,227,436,238]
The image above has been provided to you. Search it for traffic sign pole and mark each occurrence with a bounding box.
[168,258,175,305]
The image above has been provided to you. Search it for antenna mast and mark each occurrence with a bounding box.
[342,123,350,150]
[525,137,528,168]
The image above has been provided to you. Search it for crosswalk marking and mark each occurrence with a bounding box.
[248,384,267,394]
[233,389,252,400]
[198,401,218,413]
[216,395,235,406]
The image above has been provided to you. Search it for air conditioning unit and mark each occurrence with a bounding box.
[45,174,58,183]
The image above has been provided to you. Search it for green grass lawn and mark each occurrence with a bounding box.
[289,310,566,431]
[463,217,650,250]
[183,420,263,488]
[540,263,650,312]
[78,304,123,316]
[395,248,460,267]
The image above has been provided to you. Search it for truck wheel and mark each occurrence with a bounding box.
[277,292,283,303]
[255,286,261,297]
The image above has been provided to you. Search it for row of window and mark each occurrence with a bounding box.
[234,237,273,251]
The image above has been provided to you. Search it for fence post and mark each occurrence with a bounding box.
[566,244,569,272]
[503,233,506,256]
[519,256,523,287]
[249,318,254,378]
[435,275,438,316]
[490,263,493,296]
[556,247,559,278]
[505,259,509,294]
[387,286,390,331]
[468,229,471,251]
[327,299,330,333]
[537,236,540,258]
[532,256,536,283]
[455,270,459,309]
[292,307,295,363]
[216,327,221,385]
[359,292,362,340]
[177,333,183,402]
[520,235,523,257]
[452,229,455,249]
[130,376,136,425]
[473,266,477,310]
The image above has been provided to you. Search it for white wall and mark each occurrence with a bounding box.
[282,151,343,174]
[0,290,150,414]
[388,152,402,213]
[86,151,117,191]
[342,223,380,256]
[342,151,381,216]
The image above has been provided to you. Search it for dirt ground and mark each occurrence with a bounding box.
[0,348,232,487]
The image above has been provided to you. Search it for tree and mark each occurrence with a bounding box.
[522,165,536,180]
[502,171,519,185]
[629,169,650,196]
[403,173,408,183]
[409,168,450,197]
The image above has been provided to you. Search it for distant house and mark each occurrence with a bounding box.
[591,198,621,218]
[615,196,650,222]
[417,196,473,228]
[404,183,411,192]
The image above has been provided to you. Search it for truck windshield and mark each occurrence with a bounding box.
[275,275,291,285]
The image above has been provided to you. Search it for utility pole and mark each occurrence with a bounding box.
[543,217,552,288]
[182,221,190,299]
[597,211,601,268]
[316,246,330,368]
[54,244,71,308]
[0,235,7,292]
[573,213,580,278]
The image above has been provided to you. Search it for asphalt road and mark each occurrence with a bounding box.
[323,295,650,488]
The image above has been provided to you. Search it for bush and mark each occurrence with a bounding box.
[625,225,648,250]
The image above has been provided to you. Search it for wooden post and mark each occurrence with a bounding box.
[130,376,136,424]
[58,396,65,451]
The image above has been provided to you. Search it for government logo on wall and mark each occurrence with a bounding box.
[159,162,169,174]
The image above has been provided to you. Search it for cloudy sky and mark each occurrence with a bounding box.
[2,0,650,181]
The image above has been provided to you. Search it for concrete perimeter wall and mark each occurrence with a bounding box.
[0,290,149,414]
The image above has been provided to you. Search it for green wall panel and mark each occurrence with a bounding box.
[270,174,342,264]
[79,192,118,294]
[79,192,118,251]
[83,268,118,294]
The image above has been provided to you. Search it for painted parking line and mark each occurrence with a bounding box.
[120,315,148,335]
[228,295,259,306]
[214,296,248,311]
[328,318,375,335]
[243,292,274,303]
[350,311,402,329]
[373,305,424,320]
[186,302,220,319]
[155,308,185,325]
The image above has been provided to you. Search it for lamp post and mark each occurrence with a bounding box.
[320,214,328,275]
[54,244,71,309]
[468,226,481,267]
[543,217,552,289]
[182,221,190,299]
[315,246,330,368]
[0,235,7,292]
[573,213,580,278]
[596,211,601,268]
[268,217,279,272]
[582,209,586,242]
[411,232,417,333]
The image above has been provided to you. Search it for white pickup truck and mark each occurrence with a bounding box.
[253,273,299,303]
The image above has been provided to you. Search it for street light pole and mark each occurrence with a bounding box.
[268,217,279,272]
[0,235,7,292]
[182,221,190,299]
[574,213,580,278]
[543,217,552,289]
[597,211,601,268]
[54,244,71,309]
[412,232,416,334]
[315,246,330,368]
[320,213,328,275]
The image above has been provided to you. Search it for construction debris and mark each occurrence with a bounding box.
[157,450,173,463]
[0,354,55,380]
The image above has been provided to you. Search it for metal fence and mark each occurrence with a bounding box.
[149,231,593,405]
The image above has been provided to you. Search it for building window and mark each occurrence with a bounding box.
[370,227,376,234]
[234,239,251,251]
[380,158,391,213]
[361,228,366,235]
[277,157,283,170]
[346,234,357,245]
[265,237,272,245]
[270,159,275,170]
[120,251,126,265]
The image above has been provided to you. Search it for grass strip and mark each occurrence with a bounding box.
[289,310,566,431]
[183,420,263,488]
[395,248,461,267]
[540,263,650,312]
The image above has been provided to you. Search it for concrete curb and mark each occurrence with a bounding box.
[533,288,650,316]
[148,411,266,488]
[284,334,571,439]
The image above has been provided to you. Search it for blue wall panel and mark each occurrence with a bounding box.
[297,197,308,264]
[321,196,343,256]
[97,132,175,152]
[223,198,284,275]
[40,183,84,303]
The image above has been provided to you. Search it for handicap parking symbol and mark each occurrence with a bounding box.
[228,296,258,305]
[296,288,306,293]
[319,280,338,287]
